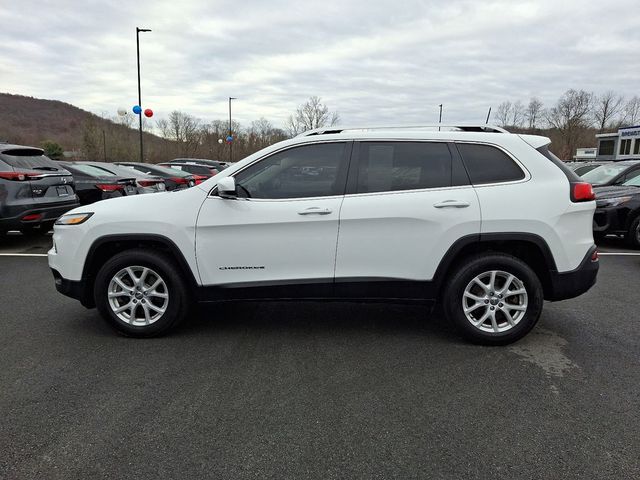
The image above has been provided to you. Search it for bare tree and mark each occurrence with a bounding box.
[286,96,339,135]
[157,111,202,157]
[526,98,544,129]
[545,89,593,159]
[511,101,526,128]
[593,91,624,132]
[623,96,640,126]
[495,101,512,127]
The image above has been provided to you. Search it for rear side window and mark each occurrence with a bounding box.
[181,165,210,175]
[355,142,452,193]
[457,143,525,184]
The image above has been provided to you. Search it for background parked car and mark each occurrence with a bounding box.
[582,160,640,187]
[567,161,610,177]
[80,162,166,194]
[0,143,79,236]
[158,161,216,184]
[167,158,229,171]
[593,175,640,247]
[116,162,196,191]
[59,162,138,205]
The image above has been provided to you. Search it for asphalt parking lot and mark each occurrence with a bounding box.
[1,233,639,479]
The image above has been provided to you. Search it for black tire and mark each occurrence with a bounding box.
[443,253,544,346]
[626,217,640,249]
[94,249,190,337]
[593,232,606,243]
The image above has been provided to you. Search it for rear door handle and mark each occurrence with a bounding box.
[298,207,333,215]
[433,200,470,208]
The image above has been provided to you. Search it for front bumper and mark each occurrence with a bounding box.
[593,207,628,235]
[546,245,599,301]
[51,268,94,308]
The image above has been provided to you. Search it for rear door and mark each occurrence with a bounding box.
[334,141,481,299]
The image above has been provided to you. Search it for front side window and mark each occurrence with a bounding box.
[457,143,525,184]
[355,142,452,194]
[234,142,347,199]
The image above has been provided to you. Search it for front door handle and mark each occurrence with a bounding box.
[433,200,470,208]
[298,207,333,215]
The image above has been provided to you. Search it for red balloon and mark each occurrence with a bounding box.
[144,108,153,118]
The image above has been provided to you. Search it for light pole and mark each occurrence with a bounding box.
[228,97,236,163]
[136,27,151,162]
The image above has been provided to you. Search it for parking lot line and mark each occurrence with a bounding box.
[0,253,48,257]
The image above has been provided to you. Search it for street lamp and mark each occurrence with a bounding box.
[228,97,236,163]
[136,27,151,162]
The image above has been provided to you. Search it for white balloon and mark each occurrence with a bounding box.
[117,108,127,116]
[218,138,224,144]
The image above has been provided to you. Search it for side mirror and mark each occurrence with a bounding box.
[217,176,237,199]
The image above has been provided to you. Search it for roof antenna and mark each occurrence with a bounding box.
[438,104,443,131]
[485,107,492,125]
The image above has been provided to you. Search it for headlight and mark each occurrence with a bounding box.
[55,212,94,225]
[595,196,632,208]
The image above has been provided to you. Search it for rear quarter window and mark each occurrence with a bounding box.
[457,143,525,184]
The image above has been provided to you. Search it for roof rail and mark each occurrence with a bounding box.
[296,124,510,137]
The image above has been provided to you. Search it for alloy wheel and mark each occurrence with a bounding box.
[107,266,169,326]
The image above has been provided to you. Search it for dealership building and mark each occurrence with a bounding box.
[595,125,640,161]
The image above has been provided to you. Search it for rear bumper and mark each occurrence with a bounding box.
[51,268,94,308]
[0,201,80,231]
[546,245,599,301]
[593,207,629,235]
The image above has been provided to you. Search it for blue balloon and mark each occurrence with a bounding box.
[132,105,142,115]
[226,135,233,142]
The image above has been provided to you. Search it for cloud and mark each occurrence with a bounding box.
[1,0,639,128]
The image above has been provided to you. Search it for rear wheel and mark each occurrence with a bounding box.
[94,249,190,337]
[626,217,640,249]
[443,253,544,345]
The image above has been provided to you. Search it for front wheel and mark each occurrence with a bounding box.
[443,253,544,345]
[94,249,190,337]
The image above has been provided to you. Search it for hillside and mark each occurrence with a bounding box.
[0,93,172,162]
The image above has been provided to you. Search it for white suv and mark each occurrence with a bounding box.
[49,125,598,345]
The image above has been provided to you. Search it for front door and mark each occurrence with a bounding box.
[195,141,351,298]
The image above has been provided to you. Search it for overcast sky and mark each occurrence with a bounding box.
[1,0,639,129]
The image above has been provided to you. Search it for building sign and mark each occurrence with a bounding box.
[620,127,640,138]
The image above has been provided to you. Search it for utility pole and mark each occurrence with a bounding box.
[102,130,107,161]
[136,27,151,162]
[228,97,236,163]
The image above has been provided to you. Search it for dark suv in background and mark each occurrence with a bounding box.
[0,144,79,236]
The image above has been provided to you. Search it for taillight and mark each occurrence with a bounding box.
[571,182,595,202]
[171,177,188,185]
[138,180,158,187]
[193,175,207,185]
[0,172,38,181]
[96,183,124,192]
[22,213,43,221]
[591,249,599,262]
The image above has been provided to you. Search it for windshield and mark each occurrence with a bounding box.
[66,163,117,177]
[0,149,61,170]
[582,164,631,184]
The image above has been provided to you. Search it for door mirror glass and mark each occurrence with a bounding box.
[217,176,237,198]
